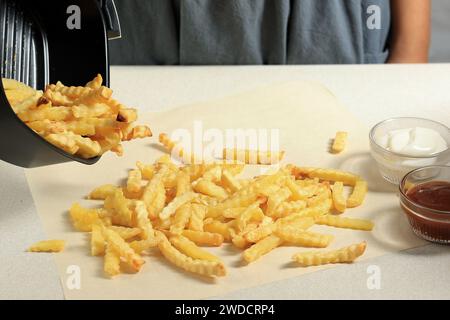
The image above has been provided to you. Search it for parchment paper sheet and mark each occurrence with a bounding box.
[25,82,425,299]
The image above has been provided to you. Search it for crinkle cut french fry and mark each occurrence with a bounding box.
[104,189,134,227]
[127,169,142,193]
[170,235,220,262]
[135,201,154,239]
[242,235,283,263]
[315,215,374,231]
[204,220,233,242]
[91,223,105,256]
[109,226,142,240]
[142,166,169,219]
[88,184,117,200]
[157,232,226,277]
[331,131,348,154]
[266,188,291,217]
[194,179,228,201]
[222,148,285,165]
[236,203,264,232]
[28,240,65,253]
[170,203,192,234]
[221,169,242,193]
[70,203,101,232]
[181,230,224,247]
[129,238,159,255]
[206,192,258,218]
[104,242,121,277]
[347,180,368,208]
[136,161,155,180]
[331,181,346,213]
[86,74,103,89]
[187,204,206,232]
[275,229,333,248]
[244,223,277,243]
[160,191,196,220]
[176,171,192,196]
[104,228,145,271]
[292,242,367,267]
[45,132,79,155]
[290,167,361,186]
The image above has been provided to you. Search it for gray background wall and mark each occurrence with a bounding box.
[430,0,450,62]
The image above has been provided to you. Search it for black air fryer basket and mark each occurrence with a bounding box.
[0,0,121,168]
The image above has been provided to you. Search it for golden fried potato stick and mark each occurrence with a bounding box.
[104,242,121,277]
[160,191,197,220]
[121,125,152,141]
[290,167,361,186]
[127,169,142,193]
[86,74,103,89]
[91,223,106,256]
[88,184,117,200]
[18,105,72,122]
[266,187,292,217]
[236,203,264,232]
[136,161,155,180]
[204,220,233,242]
[70,203,102,232]
[12,91,44,113]
[68,132,102,158]
[104,228,145,271]
[104,189,134,227]
[109,226,142,240]
[187,204,206,232]
[275,229,333,248]
[28,240,65,253]
[222,148,285,165]
[129,238,159,255]
[170,203,193,234]
[142,166,169,219]
[206,192,259,219]
[331,131,348,154]
[222,207,247,219]
[221,169,242,193]
[347,180,368,208]
[170,235,221,262]
[272,200,307,218]
[181,230,224,247]
[331,181,346,213]
[72,103,111,118]
[117,108,138,123]
[176,171,192,196]
[245,223,277,243]
[292,242,367,267]
[45,132,79,155]
[276,216,315,231]
[315,215,374,231]
[194,179,229,201]
[157,232,226,277]
[243,235,283,263]
[135,201,154,239]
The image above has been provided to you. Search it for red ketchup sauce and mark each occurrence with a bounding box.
[401,181,450,243]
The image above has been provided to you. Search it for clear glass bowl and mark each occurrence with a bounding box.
[369,117,450,184]
[399,165,450,244]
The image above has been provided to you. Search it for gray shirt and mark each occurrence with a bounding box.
[109,0,391,65]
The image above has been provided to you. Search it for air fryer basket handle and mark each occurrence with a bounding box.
[99,0,121,40]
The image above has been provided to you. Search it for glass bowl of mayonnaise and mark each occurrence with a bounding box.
[369,117,450,184]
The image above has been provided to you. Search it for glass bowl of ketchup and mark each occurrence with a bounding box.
[400,165,450,244]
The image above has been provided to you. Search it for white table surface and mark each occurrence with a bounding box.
[1,64,450,300]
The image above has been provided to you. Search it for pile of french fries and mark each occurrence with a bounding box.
[68,133,372,278]
[2,75,152,158]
